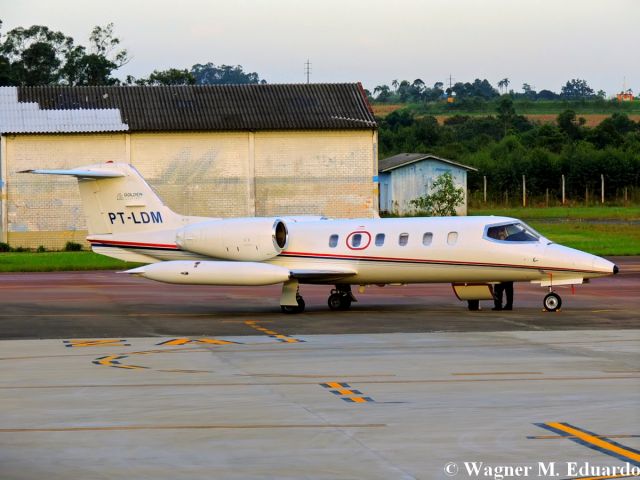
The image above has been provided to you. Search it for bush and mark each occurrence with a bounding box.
[0,242,10,252]
[36,245,46,253]
[64,242,83,252]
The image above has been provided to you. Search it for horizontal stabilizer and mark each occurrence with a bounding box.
[19,168,125,178]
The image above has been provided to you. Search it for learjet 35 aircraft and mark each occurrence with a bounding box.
[23,162,618,313]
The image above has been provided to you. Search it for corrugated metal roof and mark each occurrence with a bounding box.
[379,153,478,173]
[0,83,376,134]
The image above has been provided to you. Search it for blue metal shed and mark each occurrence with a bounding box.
[378,153,477,215]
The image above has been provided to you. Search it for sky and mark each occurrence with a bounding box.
[1,0,638,96]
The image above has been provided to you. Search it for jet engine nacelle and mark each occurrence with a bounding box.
[175,218,288,261]
[126,260,291,286]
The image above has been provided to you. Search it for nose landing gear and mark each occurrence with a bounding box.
[543,291,562,312]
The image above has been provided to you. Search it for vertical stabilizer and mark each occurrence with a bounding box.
[21,163,182,235]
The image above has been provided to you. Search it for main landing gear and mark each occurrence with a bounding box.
[280,280,305,314]
[281,294,305,314]
[467,300,480,311]
[280,284,358,314]
[328,285,357,311]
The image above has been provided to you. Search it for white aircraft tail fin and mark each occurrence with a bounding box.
[21,162,182,235]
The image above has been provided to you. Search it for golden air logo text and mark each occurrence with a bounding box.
[108,211,163,224]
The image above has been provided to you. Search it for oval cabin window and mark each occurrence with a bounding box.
[422,232,433,246]
[399,233,409,246]
[329,234,339,248]
[351,233,362,248]
[447,232,458,245]
[375,233,385,246]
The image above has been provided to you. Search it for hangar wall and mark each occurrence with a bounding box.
[5,130,377,249]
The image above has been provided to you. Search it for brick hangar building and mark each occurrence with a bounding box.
[0,84,378,249]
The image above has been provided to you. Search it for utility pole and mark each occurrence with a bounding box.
[305,59,311,84]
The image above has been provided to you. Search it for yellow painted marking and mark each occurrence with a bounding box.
[244,321,303,343]
[325,382,347,389]
[530,434,639,440]
[195,339,235,345]
[159,338,236,346]
[159,338,191,346]
[546,422,640,463]
[96,355,122,366]
[348,397,368,403]
[274,335,299,343]
[333,388,357,395]
[64,339,128,348]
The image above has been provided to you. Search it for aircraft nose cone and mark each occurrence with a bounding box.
[613,264,619,275]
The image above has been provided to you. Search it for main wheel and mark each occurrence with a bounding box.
[328,293,343,311]
[543,292,562,312]
[328,293,352,311]
[281,295,305,314]
[467,299,480,311]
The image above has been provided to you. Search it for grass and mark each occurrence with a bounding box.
[0,251,142,273]
[469,205,640,255]
[526,222,640,256]
[469,206,640,221]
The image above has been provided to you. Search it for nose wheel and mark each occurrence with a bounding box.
[543,292,562,312]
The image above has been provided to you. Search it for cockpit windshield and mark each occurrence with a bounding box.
[486,222,540,242]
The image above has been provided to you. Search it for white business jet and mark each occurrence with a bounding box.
[23,162,618,313]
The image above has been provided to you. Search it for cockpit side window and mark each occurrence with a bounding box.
[486,223,540,242]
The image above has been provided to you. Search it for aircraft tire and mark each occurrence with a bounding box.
[281,296,306,314]
[328,293,352,311]
[467,300,480,311]
[543,292,562,312]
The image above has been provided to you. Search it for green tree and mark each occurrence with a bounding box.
[557,109,585,141]
[0,21,128,86]
[560,78,595,99]
[0,24,73,85]
[373,84,391,102]
[132,68,195,86]
[496,97,516,135]
[498,77,510,94]
[190,62,264,85]
[409,172,464,216]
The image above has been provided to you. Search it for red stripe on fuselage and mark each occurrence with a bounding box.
[88,239,179,250]
[279,251,602,275]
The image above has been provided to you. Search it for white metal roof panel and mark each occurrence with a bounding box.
[0,86,129,134]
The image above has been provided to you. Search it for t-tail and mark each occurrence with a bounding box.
[21,162,184,235]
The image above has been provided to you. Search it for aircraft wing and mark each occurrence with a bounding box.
[289,268,357,283]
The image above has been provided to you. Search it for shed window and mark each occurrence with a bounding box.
[447,232,458,245]
[375,233,385,246]
[399,233,409,246]
[329,234,339,248]
[422,232,433,246]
